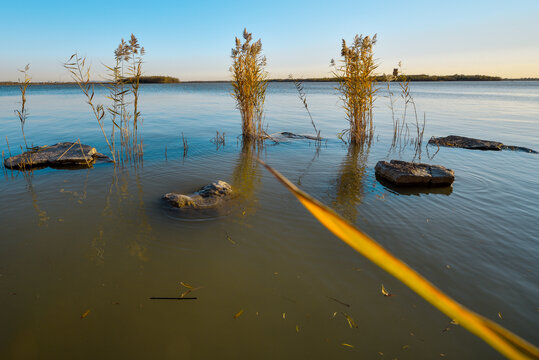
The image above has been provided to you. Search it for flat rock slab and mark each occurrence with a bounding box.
[269,131,321,141]
[428,135,537,153]
[163,181,234,209]
[375,160,454,187]
[4,142,111,170]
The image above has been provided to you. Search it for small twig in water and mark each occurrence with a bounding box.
[149,297,197,300]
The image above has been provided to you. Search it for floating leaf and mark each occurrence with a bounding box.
[381,284,392,296]
[341,343,354,348]
[233,309,244,319]
[282,312,286,320]
[296,325,299,333]
[81,309,90,319]
[402,344,410,350]
[226,232,236,245]
[180,281,194,289]
[259,160,539,360]
[341,312,358,328]
[498,312,503,319]
[180,290,192,298]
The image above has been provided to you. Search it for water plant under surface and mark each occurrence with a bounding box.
[230,28,268,140]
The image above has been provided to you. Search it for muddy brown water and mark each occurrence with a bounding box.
[1,82,538,359]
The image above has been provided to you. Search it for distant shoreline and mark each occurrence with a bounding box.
[1,75,538,85]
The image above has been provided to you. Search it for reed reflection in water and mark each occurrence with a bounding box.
[332,141,371,222]
[231,138,262,218]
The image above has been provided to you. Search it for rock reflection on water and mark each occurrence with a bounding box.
[376,175,453,196]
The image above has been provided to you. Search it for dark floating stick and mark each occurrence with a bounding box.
[149,297,197,300]
[327,296,351,307]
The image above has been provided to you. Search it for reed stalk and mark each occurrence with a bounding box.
[290,76,321,142]
[332,34,378,144]
[181,132,188,158]
[210,131,226,150]
[230,29,268,140]
[64,54,115,162]
[15,65,31,150]
[386,63,426,160]
[64,34,145,164]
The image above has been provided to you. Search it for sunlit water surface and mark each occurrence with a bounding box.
[0,82,538,359]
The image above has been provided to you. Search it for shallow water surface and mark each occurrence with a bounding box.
[0,82,538,359]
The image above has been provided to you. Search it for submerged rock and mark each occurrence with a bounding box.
[428,135,537,153]
[163,181,234,209]
[375,160,454,187]
[3,142,111,170]
[269,131,321,141]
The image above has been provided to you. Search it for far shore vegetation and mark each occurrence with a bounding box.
[2,74,539,86]
[0,75,179,85]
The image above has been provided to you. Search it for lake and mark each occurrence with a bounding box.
[0,81,538,359]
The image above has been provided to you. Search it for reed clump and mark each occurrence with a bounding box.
[230,29,268,140]
[64,34,145,164]
[332,34,378,144]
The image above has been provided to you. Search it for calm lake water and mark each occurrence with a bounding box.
[0,81,538,359]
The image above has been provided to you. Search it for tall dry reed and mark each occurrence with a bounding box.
[332,34,378,144]
[64,34,145,164]
[230,29,268,140]
[290,75,321,141]
[15,65,31,150]
[386,63,425,161]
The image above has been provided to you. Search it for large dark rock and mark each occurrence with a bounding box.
[163,181,234,209]
[428,135,537,153]
[3,142,111,170]
[375,160,454,187]
[269,131,321,141]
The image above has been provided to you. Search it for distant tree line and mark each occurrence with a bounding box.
[271,74,505,82]
[135,76,180,83]
[0,75,180,85]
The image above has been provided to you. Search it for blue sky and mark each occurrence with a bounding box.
[1,0,538,81]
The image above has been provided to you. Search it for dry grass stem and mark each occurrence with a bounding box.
[15,65,31,151]
[290,75,321,142]
[210,131,226,150]
[181,132,188,158]
[386,63,426,161]
[64,34,145,165]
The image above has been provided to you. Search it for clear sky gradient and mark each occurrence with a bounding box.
[1,0,538,81]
